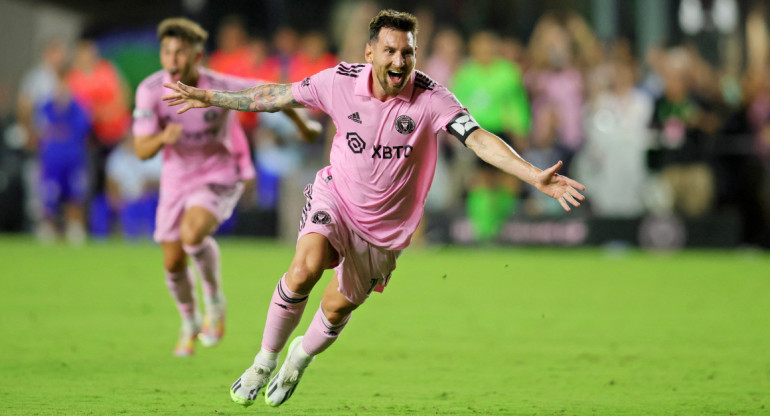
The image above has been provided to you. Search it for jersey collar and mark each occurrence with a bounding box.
[355,63,414,102]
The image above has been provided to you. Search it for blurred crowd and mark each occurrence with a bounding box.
[4,1,770,247]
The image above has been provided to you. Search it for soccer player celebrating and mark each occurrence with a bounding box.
[163,10,585,405]
[134,18,320,357]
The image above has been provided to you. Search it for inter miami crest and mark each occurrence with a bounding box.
[311,211,332,225]
[395,115,416,134]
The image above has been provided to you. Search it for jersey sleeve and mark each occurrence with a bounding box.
[290,67,336,113]
[132,82,160,137]
[430,85,467,133]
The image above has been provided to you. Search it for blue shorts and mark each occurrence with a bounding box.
[40,159,88,217]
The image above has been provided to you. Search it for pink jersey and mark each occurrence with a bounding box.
[292,63,466,250]
[133,67,256,191]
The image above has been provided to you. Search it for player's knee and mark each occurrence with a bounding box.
[179,221,207,246]
[321,298,354,325]
[163,251,186,272]
[286,261,324,294]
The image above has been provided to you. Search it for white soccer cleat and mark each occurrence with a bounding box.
[265,336,314,407]
[199,298,226,347]
[230,359,276,407]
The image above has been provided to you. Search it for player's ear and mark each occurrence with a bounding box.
[365,43,373,63]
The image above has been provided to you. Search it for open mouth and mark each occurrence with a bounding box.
[387,70,404,85]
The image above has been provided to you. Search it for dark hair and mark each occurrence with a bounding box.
[157,17,208,48]
[368,9,419,43]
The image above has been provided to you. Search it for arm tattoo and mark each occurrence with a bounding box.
[211,84,299,113]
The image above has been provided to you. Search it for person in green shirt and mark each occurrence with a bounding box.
[451,31,530,241]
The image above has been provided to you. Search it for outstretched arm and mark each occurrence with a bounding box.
[162,82,305,114]
[465,128,585,212]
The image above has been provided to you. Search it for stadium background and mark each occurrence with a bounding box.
[1,1,769,415]
[1,0,768,249]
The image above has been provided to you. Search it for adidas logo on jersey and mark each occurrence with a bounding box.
[348,112,362,124]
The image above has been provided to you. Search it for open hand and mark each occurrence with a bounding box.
[162,82,211,114]
[534,160,586,212]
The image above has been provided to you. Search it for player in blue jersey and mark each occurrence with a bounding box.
[36,70,91,244]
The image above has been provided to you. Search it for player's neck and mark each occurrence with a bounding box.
[181,68,200,87]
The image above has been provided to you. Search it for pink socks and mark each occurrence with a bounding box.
[164,268,196,319]
[261,275,309,352]
[301,306,350,356]
[183,237,221,300]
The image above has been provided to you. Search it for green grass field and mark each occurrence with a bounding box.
[1,236,769,415]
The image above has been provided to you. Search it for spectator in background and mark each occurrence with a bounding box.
[17,38,68,151]
[423,27,463,87]
[649,47,717,218]
[522,103,568,216]
[272,26,300,82]
[729,4,770,246]
[523,11,603,217]
[66,39,132,237]
[745,7,770,161]
[330,0,379,64]
[451,30,530,240]
[500,36,528,72]
[67,39,131,200]
[208,16,261,136]
[563,11,603,74]
[105,136,162,239]
[574,54,653,217]
[67,39,131,150]
[641,45,667,101]
[208,16,255,79]
[35,68,91,244]
[287,31,338,83]
[526,14,587,172]
[247,37,282,83]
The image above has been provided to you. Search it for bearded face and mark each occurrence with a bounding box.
[366,28,416,99]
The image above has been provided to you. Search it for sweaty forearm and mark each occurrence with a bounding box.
[467,129,539,185]
[211,84,301,113]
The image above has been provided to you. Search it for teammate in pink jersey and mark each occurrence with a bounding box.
[134,18,321,357]
[163,10,585,406]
